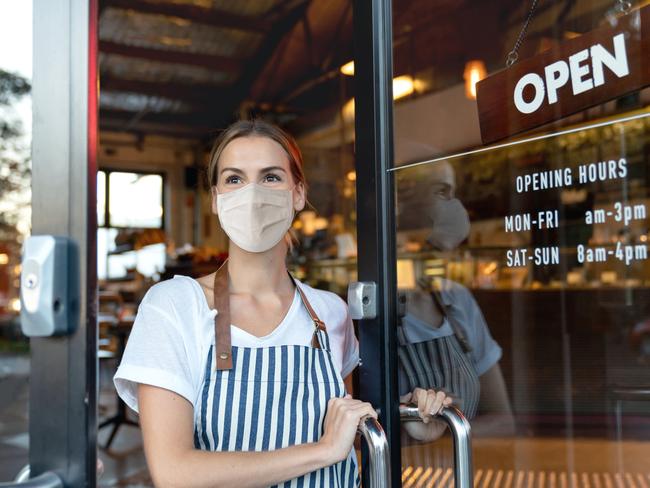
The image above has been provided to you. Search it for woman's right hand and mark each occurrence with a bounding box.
[319,394,377,465]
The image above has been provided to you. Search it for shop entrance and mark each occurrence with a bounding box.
[6,0,650,486]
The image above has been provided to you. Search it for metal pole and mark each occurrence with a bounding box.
[399,405,474,488]
[357,417,391,488]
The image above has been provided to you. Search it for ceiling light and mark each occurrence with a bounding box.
[342,98,355,121]
[393,75,415,100]
[463,60,487,100]
[340,61,354,76]
[341,75,418,120]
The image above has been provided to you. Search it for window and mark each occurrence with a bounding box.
[97,170,166,280]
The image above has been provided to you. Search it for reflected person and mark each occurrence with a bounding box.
[397,160,514,442]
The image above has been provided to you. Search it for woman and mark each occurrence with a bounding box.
[113,119,449,487]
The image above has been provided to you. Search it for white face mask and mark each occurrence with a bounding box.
[216,183,295,253]
[427,197,470,251]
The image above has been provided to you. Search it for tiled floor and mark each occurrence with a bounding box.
[0,352,152,486]
[0,353,30,483]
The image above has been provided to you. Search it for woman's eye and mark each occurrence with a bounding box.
[263,173,282,183]
[225,175,242,184]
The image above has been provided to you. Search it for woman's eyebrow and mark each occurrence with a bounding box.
[220,166,287,175]
[260,166,287,173]
[220,167,244,175]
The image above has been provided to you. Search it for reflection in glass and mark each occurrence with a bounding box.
[395,158,514,467]
[394,116,650,483]
[391,0,650,483]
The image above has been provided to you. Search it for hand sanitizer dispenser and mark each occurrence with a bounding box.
[20,235,80,337]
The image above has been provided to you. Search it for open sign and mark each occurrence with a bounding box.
[514,33,629,114]
[476,6,650,145]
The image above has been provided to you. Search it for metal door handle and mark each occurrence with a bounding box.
[357,416,391,488]
[400,404,473,488]
[0,470,62,488]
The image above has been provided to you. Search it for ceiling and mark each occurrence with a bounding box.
[98,0,353,140]
[98,0,613,141]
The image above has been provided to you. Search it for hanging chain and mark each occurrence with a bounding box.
[506,0,632,67]
[506,0,540,67]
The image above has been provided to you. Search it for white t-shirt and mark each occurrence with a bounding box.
[398,278,502,395]
[113,274,360,414]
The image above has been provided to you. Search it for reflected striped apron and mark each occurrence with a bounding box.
[397,287,480,419]
[193,261,359,487]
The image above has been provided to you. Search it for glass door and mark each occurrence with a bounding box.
[388,0,650,486]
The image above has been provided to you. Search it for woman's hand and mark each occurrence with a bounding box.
[400,388,452,442]
[402,387,453,423]
[319,394,377,465]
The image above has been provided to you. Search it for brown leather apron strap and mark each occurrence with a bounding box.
[213,260,233,370]
[213,261,329,370]
[287,272,327,349]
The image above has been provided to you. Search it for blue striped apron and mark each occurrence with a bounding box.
[193,261,360,487]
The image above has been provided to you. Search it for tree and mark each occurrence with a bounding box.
[0,69,31,247]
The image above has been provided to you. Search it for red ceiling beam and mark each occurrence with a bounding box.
[99,40,242,72]
[103,0,271,32]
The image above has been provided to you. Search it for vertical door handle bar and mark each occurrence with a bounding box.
[358,416,391,488]
[400,404,474,488]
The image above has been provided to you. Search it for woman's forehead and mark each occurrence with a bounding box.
[220,136,289,169]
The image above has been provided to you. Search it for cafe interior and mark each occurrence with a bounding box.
[54,0,650,484]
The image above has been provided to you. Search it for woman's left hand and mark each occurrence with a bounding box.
[400,388,453,442]
[401,387,453,423]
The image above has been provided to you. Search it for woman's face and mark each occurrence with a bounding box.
[211,135,305,214]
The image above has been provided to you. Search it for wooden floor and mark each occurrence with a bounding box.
[402,437,650,488]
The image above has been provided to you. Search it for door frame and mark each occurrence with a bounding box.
[30,0,395,485]
[30,0,98,485]
[352,0,402,485]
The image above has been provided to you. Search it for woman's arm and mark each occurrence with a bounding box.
[139,384,375,488]
[471,363,516,437]
[478,363,512,413]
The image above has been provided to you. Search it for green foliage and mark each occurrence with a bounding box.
[0,69,31,243]
[0,69,30,106]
